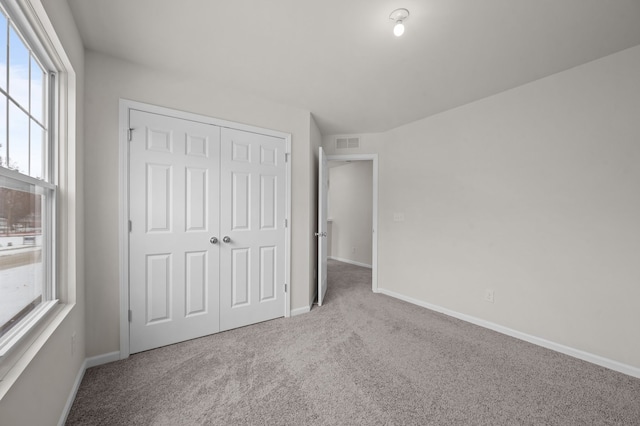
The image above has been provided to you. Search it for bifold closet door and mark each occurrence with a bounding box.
[219,128,286,331]
[129,110,221,354]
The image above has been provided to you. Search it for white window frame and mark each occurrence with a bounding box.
[0,0,77,390]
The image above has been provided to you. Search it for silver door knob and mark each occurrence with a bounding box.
[210,237,218,244]
[223,236,231,243]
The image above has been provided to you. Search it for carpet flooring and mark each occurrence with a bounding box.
[67,260,640,425]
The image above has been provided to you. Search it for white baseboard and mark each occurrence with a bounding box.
[329,256,372,269]
[57,358,86,426]
[58,351,122,426]
[291,305,311,316]
[85,351,121,368]
[377,288,640,379]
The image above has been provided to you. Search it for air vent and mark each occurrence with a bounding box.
[336,136,360,149]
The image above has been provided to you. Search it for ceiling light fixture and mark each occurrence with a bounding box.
[389,8,410,37]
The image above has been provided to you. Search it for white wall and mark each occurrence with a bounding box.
[323,45,640,370]
[0,0,86,424]
[328,161,373,266]
[83,51,315,357]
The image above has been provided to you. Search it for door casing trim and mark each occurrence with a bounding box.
[118,99,292,359]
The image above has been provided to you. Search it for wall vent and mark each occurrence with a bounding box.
[336,136,360,149]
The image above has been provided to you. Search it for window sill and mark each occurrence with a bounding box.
[0,302,74,399]
[0,300,59,357]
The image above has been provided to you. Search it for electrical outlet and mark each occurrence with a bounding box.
[484,289,495,303]
[393,213,405,222]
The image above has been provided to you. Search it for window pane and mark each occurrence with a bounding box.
[0,175,44,338]
[29,120,44,179]
[8,25,29,109]
[0,93,6,168]
[0,13,7,92]
[30,56,44,123]
[8,102,29,173]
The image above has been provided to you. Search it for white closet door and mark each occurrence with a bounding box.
[219,128,286,331]
[129,110,221,353]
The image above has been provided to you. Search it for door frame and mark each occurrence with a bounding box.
[323,153,379,293]
[118,99,292,359]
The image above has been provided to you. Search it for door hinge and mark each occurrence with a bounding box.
[284,284,287,293]
[127,128,133,142]
[128,310,132,322]
[285,153,290,163]
[284,218,288,228]
[129,220,132,232]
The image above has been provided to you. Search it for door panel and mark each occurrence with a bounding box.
[231,248,250,306]
[220,128,286,331]
[146,253,171,323]
[185,250,207,316]
[260,175,277,229]
[146,163,172,232]
[129,110,220,353]
[260,246,276,301]
[232,172,250,230]
[185,167,208,231]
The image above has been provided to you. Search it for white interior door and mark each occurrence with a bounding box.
[129,110,221,353]
[317,146,328,305]
[219,128,286,331]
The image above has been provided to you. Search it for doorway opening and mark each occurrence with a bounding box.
[317,150,378,306]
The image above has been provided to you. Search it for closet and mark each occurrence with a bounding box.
[128,109,286,353]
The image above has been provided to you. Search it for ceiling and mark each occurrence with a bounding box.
[67,0,640,135]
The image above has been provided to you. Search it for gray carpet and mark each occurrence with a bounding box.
[67,260,640,425]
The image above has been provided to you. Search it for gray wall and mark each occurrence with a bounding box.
[323,45,640,370]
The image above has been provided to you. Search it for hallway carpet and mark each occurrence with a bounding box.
[67,260,640,425]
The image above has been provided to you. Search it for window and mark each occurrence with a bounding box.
[0,1,56,358]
